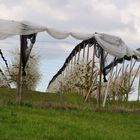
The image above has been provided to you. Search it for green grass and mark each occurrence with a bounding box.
[0,106,140,140]
[0,88,140,140]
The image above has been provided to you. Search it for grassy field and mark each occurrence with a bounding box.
[0,88,140,140]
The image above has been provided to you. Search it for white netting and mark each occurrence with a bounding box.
[95,33,134,58]
[46,28,69,39]
[0,19,139,58]
[0,19,46,39]
[0,19,94,40]
[70,32,94,40]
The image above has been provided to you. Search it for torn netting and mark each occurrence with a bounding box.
[21,34,37,75]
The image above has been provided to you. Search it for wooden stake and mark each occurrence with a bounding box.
[90,46,95,81]
[84,46,95,102]
[137,74,140,101]
[67,61,70,74]
[70,56,73,72]
[77,47,80,64]
[16,51,22,104]
[74,50,77,64]
[84,72,98,102]
[129,60,136,85]
[112,66,121,99]
[97,47,104,109]
[130,65,140,89]
[59,73,64,103]
[82,44,85,63]
[122,58,125,75]
[86,44,90,63]
[102,67,114,107]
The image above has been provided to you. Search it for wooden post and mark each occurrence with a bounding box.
[129,58,133,80]
[59,71,64,103]
[65,63,69,76]
[16,50,22,104]
[130,65,140,89]
[82,44,85,63]
[102,67,114,107]
[84,46,95,102]
[16,35,26,104]
[74,50,77,64]
[70,56,73,72]
[129,59,136,86]
[86,44,90,63]
[97,47,104,109]
[77,48,81,94]
[67,62,70,74]
[122,58,125,76]
[112,65,119,100]
[137,75,140,101]
[90,46,95,81]
[77,47,80,64]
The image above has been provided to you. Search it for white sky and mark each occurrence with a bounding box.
[0,0,140,92]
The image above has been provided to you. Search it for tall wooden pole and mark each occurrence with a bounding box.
[16,35,26,104]
[137,75,140,101]
[97,47,104,109]
[16,51,22,104]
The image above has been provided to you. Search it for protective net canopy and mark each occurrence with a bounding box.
[0,19,139,59]
[94,33,135,58]
[0,19,140,86]
[0,19,93,40]
[47,35,140,88]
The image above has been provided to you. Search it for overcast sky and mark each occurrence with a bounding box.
[0,0,140,91]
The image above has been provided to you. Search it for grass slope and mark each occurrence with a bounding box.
[0,88,140,140]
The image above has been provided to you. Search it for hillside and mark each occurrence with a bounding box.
[0,88,140,140]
